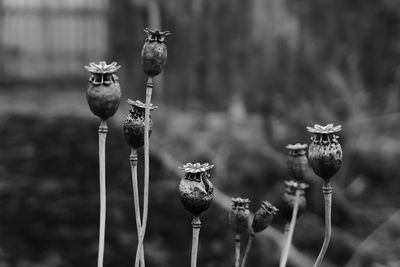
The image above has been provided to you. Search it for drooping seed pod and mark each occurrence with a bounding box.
[141,28,171,77]
[286,143,308,181]
[307,124,343,183]
[229,198,251,234]
[252,201,278,233]
[278,180,308,222]
[178,163,214,216]
[123,99,157,149]
[85,61,121,120]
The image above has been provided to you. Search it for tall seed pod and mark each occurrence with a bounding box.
[85,61,121,120]
[279,180,308,222]
[307,124,342,183]
[141,28,171,77]
[229,197,250,267]
[241,201,277,267]
[178,162,214,267]
[307,123,342,267]
[286,143,308,182]
[123,99,157,149]
[279,180,308,267]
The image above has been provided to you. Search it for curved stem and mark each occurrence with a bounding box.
[191,217,201,267]
[280,190,301,267]
[313,183,332,267]
[135,77,153,267]
[97,120,108,267]
[234,234,241,267]
[130,149,145,267]
[240,233,254,267]
[279,223,290,265]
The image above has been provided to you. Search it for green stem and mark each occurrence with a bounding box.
[240,233,254,267]
[135,76,153,267]
[191,217,201,267]
[313,183,332,267]
[97,120,107,267]
[234,234,241,267]
[279,190,301,267]
[130,149,145,267]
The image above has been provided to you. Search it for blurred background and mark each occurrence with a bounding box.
[0,0,399,266]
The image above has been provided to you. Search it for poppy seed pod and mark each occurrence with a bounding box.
[286,143,308,181]
[279,180,308,222]
[85,61,121,120]
[252,201,278,233]
[229,198,251,234]
[123,99,157,149]
[141,28,170,77]
[307,124,342,183]
[178,163,214,216]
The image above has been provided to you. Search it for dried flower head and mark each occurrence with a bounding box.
[123,99,157,148]
[141,28,170,77]
[85,61,121,119]
[178,163,214,216]
[279,180,308,222]
[286,143,308,181]
[252,201,278,233]
[229,197,251,234]
[307,124,343,182]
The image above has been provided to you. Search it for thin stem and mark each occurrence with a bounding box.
[313,183,332,267]
[130,149,145,267]
[279,223,290,265]
[240,233,254,267]
[191,216,201,267]
[279,190,301,267]
[234,234,241,267]
[97,120,108,267]
[135,77,153,267]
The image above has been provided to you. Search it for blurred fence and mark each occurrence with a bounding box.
[0,0,108,86]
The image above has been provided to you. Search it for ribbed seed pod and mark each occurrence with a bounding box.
[286,143,308,181]
[252,201,278,233]
[123,99,157,149]
[85,61,121,120]
[141,28,170,77]
[307,124,343,183]
[279,180,308,222]
[229,198,251,234]
[178,163,214,216]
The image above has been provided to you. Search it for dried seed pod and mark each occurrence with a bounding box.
[178,163,214,216]
[307,124,343,182]
[123,99,157,149]
[252,201,278,233]
[85,61,121,120]
[278,180,308,222]
[141,28,170,77]
[229,197,251,234]
[286,143,308,181]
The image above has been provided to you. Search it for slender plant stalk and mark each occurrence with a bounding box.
[130,149,145,267]
[135,76,153,267]
[279,223,290,265]
[313,183,333,267]
[240,233,254,267]
[191,216,201,267]
[97,120,108,267]
[279,190,301,267]
[234,234,241,267]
